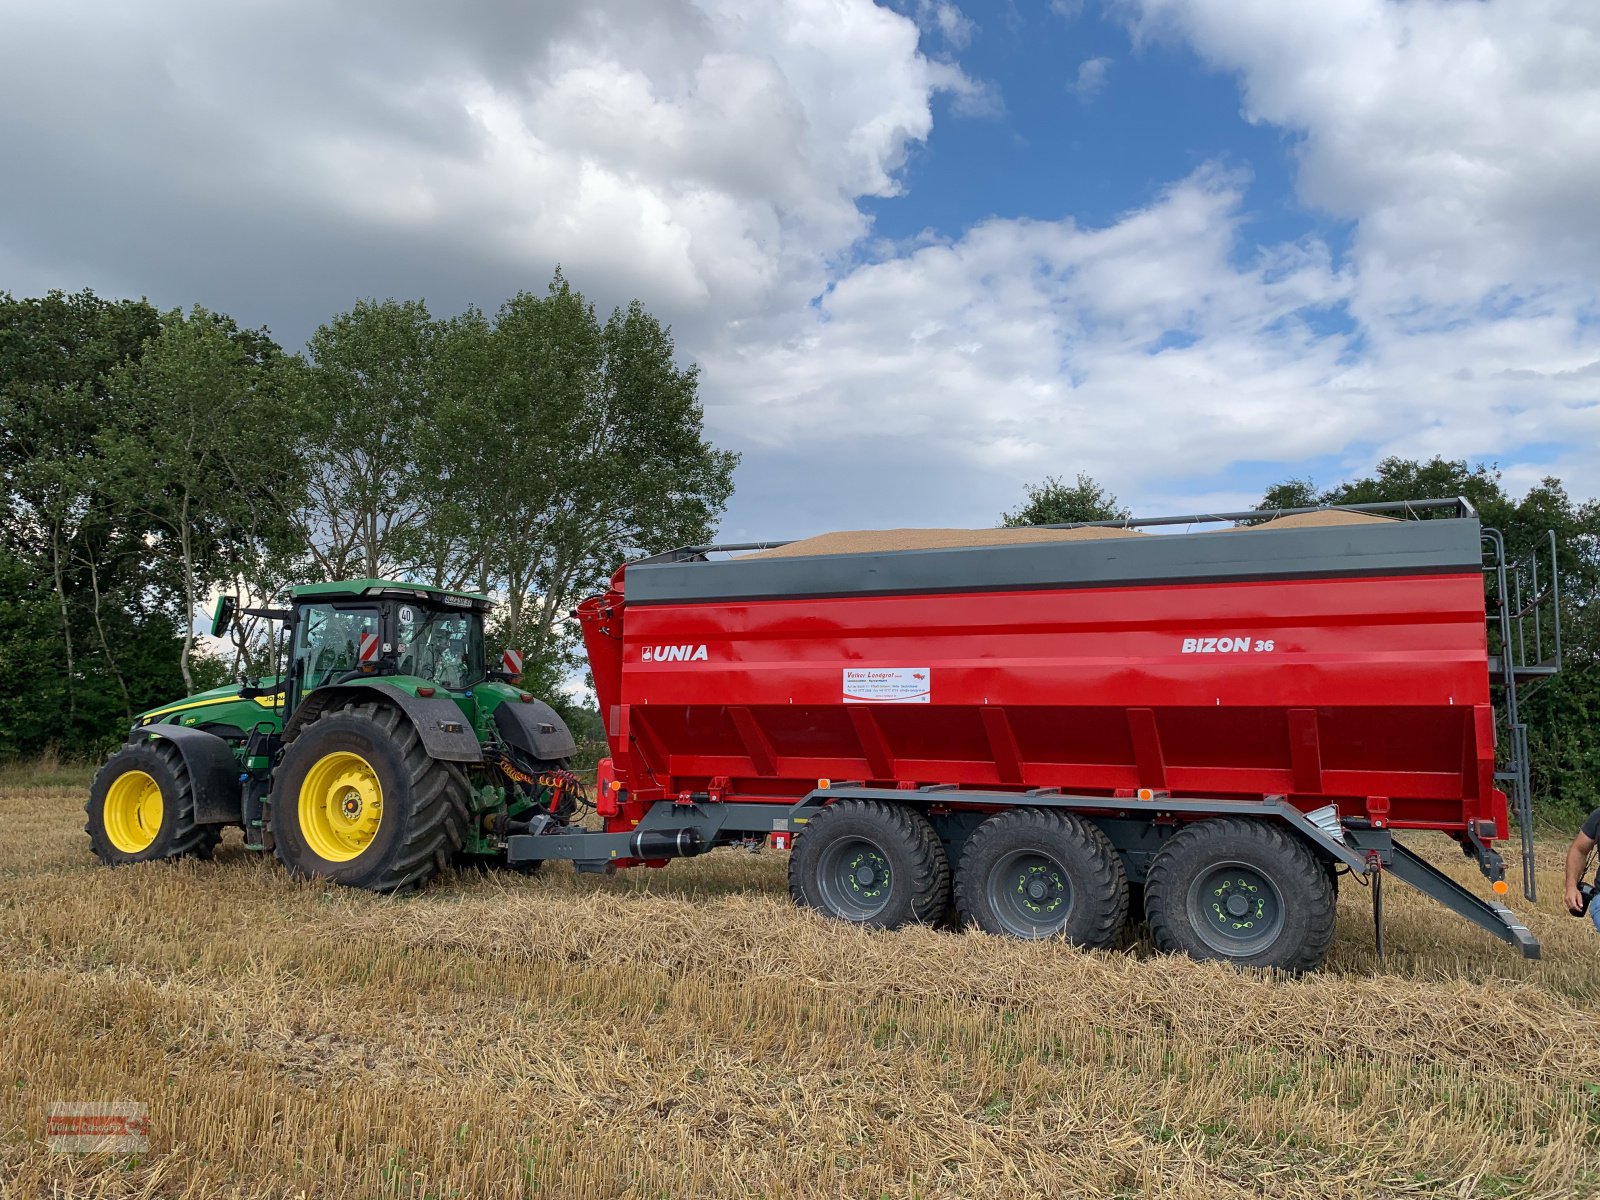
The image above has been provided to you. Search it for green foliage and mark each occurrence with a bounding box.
[104,306,306,692]
[0,274,735,753]
[292,298,439,580]
[1259,456,1600,818]
[0,289,190,755]
[1001,473,1130,527]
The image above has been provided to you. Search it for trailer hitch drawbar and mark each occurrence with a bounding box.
[505,821,707,869]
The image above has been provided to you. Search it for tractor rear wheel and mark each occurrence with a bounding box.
[271,702,470,893]
[789,800,950,930]
[954,808,1127,946]
[86,739,221,865]
[1144,818,1336,973]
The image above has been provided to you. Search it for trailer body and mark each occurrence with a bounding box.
[533,503,1555,970]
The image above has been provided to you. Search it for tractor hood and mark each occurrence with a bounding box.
[136,679,284,729]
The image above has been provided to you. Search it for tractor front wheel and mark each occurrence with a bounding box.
[86,739,221,865]
[272,702,470,893]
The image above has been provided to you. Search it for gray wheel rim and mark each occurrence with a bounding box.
[815,836,894,921]
[987,848,1074,938]
[1186,859,1285,955]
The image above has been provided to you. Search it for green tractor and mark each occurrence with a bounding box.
[85,579,580,892]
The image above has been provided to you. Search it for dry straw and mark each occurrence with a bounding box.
[2,781,1597,1199]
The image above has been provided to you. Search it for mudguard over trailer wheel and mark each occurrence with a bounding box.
[86,739,221,864]
[789,800,951,929]
[955,809,1128,946]
[272,702,471,894]
[1145,818,1336,973]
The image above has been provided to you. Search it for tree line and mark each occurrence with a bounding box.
[0,274,737,756]
[1007,465,1600,821]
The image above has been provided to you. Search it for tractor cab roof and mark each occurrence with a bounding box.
[289,579,494,612]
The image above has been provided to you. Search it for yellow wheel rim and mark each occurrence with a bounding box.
[298,750,383,862]
[104,769,164,853]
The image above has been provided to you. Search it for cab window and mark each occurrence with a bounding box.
[295,604,381,692]
[394,604,484,691]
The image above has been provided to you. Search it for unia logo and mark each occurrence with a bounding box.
[641,644,709,662]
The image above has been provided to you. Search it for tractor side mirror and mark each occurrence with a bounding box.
[210,595,238,639]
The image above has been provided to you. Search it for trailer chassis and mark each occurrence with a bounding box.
[506,784,1539,960]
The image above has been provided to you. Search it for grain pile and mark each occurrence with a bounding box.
[2,764,1597,1200]
[739,511,1400,560]
[739,525,1143,560]
[1221,510,1397,532]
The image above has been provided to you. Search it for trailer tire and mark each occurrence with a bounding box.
[954,809,1127,946]
[86,739,222,865]
[789,800,950,930]
[272,701,471,894]
[1145,818,1336,973]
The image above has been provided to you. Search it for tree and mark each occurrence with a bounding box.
[292,299,438,581]
[427,272,737,668]
[1001,473,1129,527]
[105,307,305,693]
[0,289,172,748]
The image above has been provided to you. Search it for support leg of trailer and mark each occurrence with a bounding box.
[1347,831,1539,959]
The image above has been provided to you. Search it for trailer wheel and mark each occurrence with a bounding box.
[789,800,950,929]
[954,809,1127,946]
[1144,818,1336,973]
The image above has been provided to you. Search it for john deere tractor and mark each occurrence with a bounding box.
[85,580,579,892]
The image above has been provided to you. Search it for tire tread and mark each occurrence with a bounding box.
[1144,816,1335,973]
[274,701,469,894]
[954,808,1127,946]
[85,738,221,864]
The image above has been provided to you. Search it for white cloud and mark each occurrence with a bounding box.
[711,0,1600,521]
[923,1,977,49]
[1069,56,1113,100]
[0,0,972,338]
[3,0,1598,536]
[1120,0,1600,312]
[703,170,1363,495]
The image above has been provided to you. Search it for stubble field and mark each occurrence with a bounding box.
[1,768,1598,1200]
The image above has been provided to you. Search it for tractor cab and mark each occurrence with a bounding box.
[282,580,493,701]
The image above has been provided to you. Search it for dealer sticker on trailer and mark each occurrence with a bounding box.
[843,668,931,704]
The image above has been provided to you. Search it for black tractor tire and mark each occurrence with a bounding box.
[86,738,221,865]
[1144,817,1336,973]
[272,702,471,894]
[954,808,1128,946]
[789,799,950,930]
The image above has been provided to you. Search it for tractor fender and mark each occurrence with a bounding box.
[131,724,241,824]
[284,681,484,764]
[493,696,578,762]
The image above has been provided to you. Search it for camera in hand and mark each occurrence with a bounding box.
[1574,881,1597,917]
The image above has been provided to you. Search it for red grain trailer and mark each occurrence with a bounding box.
[508,498,1558,972]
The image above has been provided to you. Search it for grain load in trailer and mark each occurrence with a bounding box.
[523,498,1561,973]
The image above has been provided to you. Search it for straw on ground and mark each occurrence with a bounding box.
[1,770,1597,1199]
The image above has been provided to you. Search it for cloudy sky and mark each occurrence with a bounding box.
[2,0,1597,540]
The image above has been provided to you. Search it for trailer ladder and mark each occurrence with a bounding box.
[1484,527,1561,902]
